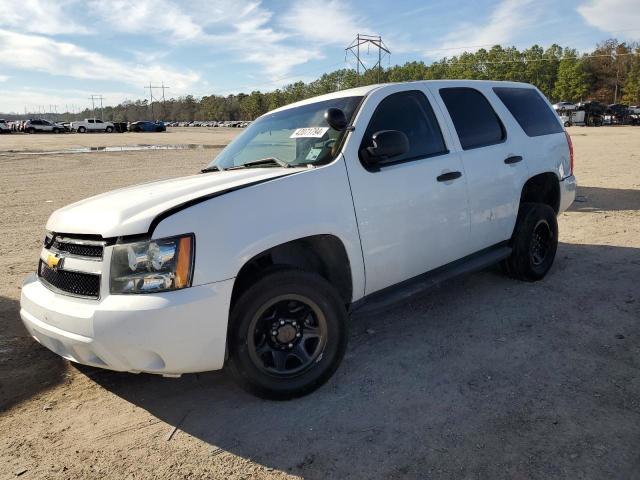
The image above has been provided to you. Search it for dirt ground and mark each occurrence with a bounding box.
[0,126,638,479]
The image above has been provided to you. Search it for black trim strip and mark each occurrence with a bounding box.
[350,241,511,315]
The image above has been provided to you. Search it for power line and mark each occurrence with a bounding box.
[436,52,638,66]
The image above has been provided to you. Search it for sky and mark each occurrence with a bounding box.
[0,0,639,113]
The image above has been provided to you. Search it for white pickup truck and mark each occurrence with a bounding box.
[21,80,576,399]
[70,118,115,133]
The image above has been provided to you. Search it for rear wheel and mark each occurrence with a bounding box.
[227,269,348,399]
[502,202,558,281]
[105,126,113,133]
[78,126,86,133]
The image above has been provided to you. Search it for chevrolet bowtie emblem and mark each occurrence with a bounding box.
[47,254,62,269]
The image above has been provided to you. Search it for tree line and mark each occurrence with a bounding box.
[7,38,640,122]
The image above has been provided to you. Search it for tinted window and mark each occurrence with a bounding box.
[440,88,505,150]
[361,90,446,165]
[493,87,564,137]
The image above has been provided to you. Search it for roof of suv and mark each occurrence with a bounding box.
[270,80,537,114]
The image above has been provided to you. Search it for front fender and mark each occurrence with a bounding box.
[153,158,365,302]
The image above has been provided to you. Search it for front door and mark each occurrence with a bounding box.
[343,87,471,295]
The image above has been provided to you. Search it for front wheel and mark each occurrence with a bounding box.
[105,126,113,133]
[502,202,558,281]
[227,269,348,399]
[78,126,86,133]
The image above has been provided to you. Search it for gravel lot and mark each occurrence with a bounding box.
[1,127,639,479]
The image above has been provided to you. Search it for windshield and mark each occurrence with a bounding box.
[206,96,362,170]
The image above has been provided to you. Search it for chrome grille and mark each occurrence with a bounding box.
[51,238,103,259]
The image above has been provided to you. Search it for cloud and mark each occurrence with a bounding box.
[0,29,199,91]
[426,0,543,57]
[0,75,9,82]
[89,0,325,79]
[280,0,365,45]
[0,0,88,35]
[578,0,640,36]
[0,86,139,113]
[91,0,204,41]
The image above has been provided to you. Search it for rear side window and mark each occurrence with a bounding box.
[493,87,564,137]
[361,90,447,166]
[440,87,505,150]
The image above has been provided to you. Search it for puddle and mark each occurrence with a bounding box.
[0,144,227,156]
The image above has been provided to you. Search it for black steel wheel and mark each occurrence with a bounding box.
[247,295,328,377]
[501,202,558,281]
[530,220,553,266]
[227,269,348,399]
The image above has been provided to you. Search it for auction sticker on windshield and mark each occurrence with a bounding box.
[290,127,329,138]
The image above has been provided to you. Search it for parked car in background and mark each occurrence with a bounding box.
[128,121,166,132]
[24,119,66,134]
[553,101,577,112]
[70,118,115,133]
[0,119,11,133]
[21,80,575,399]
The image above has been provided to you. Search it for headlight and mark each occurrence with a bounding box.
[110,234,194,294]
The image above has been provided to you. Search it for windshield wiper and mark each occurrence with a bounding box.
[226,157,291,170]
[200,165,221,173]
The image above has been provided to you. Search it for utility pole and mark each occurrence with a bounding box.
[144,82,170,119]
[88,95,104,120]
[345,34,390,85]
[614,54,620,104]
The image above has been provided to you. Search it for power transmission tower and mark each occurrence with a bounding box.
[88,95,104,120]
[144,82,170,119]
[345,34,390,85]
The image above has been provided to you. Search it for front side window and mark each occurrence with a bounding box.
[493,87,564,137]
[207,96,362,170]
[440,87,505,150]
[360,90,447,166]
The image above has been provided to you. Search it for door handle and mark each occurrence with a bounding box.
[437,171,462,182]
[504,155,523,164]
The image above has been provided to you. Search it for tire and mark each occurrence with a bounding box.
[564,121,571,127]
[502,202,558,282]
[106,126,113,133]
[28,127,36,134]
[52,128,60,134]
[227,269,348,400]
[78,126,86,133]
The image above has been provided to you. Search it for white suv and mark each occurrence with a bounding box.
[21,80,576,398]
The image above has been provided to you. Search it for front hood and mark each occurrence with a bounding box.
[47,168,298,237]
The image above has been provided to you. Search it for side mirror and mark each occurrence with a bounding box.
[361,130,410,166]
[324,108,348,131]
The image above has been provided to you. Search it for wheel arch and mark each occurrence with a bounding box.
[519,172,560,214]
[231,234,354,309]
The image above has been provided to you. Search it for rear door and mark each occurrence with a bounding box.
[432,85,529,252]
[343,86,471,294]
